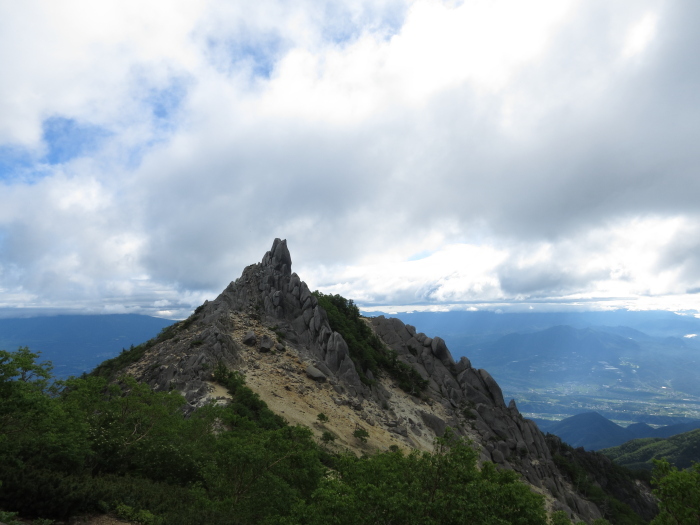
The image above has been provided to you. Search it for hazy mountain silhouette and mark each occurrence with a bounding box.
[0,314,174,377]
[543,411,700,451]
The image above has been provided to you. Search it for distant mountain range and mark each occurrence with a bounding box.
[369,311,700,422]
[468,323,700,394]
[535,411,700,451]
[0,314,174,377]
[372,310,700,341]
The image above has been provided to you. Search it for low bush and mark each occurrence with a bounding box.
[313,292,428,394]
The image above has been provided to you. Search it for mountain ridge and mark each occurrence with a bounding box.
[96,239,657,523]
[602,427,700,471]
[537,411,700,451]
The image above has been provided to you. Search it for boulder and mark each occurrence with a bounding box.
[420,411,447,436]
[305,365,327,382]
[242,331,256,346]
[259,335,274,352]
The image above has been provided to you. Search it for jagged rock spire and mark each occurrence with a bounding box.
[262,238,292,275]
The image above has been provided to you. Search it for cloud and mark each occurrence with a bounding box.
[1,0,700,318]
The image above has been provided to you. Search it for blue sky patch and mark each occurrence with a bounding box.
[235,40,279,79]
[0,145,35,181]
[41,116,111,165]
[149,79,189,123]
[207,31,284,80]
[321,3,407,45]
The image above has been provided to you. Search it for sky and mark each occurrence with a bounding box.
[1,0,699,319]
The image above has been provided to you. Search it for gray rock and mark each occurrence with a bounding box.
[491,449,506,464]
[325,331,349,372]
[367,313,608,522]
[478,368,506,407]
[420,411,447,436]
[305,365,327,382]
[430,337,449,360]
[455,355,471,374]
[313,360,334,377]
[243,331,257,346]
[259,335,274,352]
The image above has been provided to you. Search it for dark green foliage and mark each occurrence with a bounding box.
[0,346,56,442]
[282,432,548,525]
[213,362,286,430]
[0,348,320,523]
[313,292,428,394]
[603,429,700,471]
[316,413,329,423]
[550,510,574,525]
[115,503,160,525]
[547,435,654,524]
[352,428,369,444]
[321,431,336,444]
[0,510,22,525]
[651,459,700,525]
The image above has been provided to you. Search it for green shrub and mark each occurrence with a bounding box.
[0,510,21,525]
[550,510,572,525]
[353,428,369,444]
[313,292,428,394]
[288,432,547,525]
[651,459,700,525]
[115,503,161,525]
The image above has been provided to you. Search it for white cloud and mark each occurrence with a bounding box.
[623,12,659,58]
[1,0,699,318]
[257,0,576,122]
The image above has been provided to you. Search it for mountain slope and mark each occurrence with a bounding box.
[602,428,700,471]
[543,411,700,451]
[547,412,636,451]
[100,239,657,523]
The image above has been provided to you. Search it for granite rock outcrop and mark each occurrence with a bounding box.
[117,239,646,523]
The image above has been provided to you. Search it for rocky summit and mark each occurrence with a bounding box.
[117,239,645,523]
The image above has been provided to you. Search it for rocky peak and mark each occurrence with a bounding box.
[114,239,654,523]
[263,237,293,275]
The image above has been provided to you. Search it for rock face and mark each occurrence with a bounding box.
[369,315,603,521]
[120,239,628,523]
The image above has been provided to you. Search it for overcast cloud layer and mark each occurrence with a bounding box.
[1,0,700,319]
